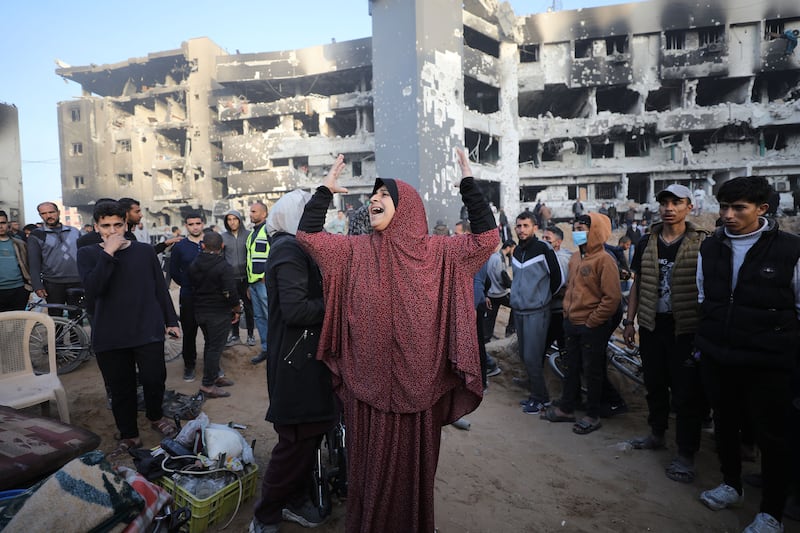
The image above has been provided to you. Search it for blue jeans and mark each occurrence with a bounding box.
[250,281,268,352]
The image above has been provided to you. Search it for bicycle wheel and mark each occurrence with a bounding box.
[164,335,182,363]
[29,317,91,375]
[546,345,568,380]
[609,350,645,386]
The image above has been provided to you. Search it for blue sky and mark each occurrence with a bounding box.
[0,0,635,222]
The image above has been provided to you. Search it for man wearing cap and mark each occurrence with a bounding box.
[623,184,709,483]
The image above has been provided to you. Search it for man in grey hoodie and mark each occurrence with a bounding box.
[222,209,255,346]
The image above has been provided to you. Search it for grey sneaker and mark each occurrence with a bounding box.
[743,512,784,533]
[182,366,195,382]
[225,334,240,347]
[487,366,502,377]
[246,335,257,346]
[249,518,280,533]
[282,499,327,527]
[699,483,744,511]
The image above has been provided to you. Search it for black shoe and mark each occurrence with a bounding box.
[250,351,267,364]
[598,401,629,418]
[183,366,196,382]
[282,499,327,527]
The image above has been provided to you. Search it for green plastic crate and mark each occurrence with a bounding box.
[157,464,258,533]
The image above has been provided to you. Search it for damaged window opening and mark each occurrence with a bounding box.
[605,36,628,55]
[293,112,320,136]
[574,39,592,59]
[624,137,649,157]
[591,142,614,159]
[71,142,83,156]
[463,26,499,58]
[213,177,228,198]
[70,108,81,122]
[595,183,618,199]
[73,176,85,190]
[519,185,546,203]
[596,86,640,114]
[518,141,540,167]
[117,139,131,152]
[519,85,592,119]
[752,72,800,102]
[325,110,358,137]
[696,77,750,106]
[762,131,788,151]
[519,44,540,63]
[464,77,500,114]
[247,116,281,134]
[763,19,800,39]
[627,173,650,203]
[117,173,133,185]
[541,141,562,162]
[271,158,290,167]
[645,85,681,111]
[352,161,362,177]
[698,27,724,46]
[689,132,712,154]
[465,129,500,165]
[665,30,685,50]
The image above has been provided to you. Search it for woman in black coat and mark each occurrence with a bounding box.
[251,189,337,532]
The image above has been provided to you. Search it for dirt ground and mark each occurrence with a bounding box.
[56,299,799,533]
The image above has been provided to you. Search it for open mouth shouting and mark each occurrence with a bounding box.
[369,186,396,231]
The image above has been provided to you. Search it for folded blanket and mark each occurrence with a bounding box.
[3,451,144,533]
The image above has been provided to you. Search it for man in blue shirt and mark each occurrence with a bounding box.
[169,212,205,382]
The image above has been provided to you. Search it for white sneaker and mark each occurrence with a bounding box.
[742,512,784,533]
[699,483,744,511]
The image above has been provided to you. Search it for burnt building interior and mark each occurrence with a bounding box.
[56,0,800,226]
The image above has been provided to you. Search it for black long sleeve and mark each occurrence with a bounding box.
[298,186,333,234]
[460,177,496,234]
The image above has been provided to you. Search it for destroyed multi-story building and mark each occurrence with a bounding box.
[56,0,800,227]
[0,102,24,224]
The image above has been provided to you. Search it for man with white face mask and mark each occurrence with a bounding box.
[509,211,562,415]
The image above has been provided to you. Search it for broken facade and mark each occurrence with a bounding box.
[56,0,800,227]
[0,103,24,224]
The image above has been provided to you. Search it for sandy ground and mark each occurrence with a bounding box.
[54,301,799,533]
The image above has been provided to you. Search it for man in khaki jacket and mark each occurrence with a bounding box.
[623,184,708,484]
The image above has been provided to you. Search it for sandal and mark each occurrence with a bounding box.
[151,417,179,438]
[572,418,602,435]
[108,437,142,459]
[540,406,576,423]
[630,434,667,450]
[665,457,696,483]
[200,386,231,399]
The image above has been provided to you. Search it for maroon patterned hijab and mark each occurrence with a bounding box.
[298,179,497,422]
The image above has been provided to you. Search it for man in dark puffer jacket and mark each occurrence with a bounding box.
[696,176,800,533]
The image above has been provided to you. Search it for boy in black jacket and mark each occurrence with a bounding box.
[189,231,240,398]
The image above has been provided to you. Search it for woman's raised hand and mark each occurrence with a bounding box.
[456,148,473,185]
[323,154,348,194]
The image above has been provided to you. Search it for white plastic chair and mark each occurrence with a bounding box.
[0,311,70,423]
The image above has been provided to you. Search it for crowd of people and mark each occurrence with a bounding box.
[2,165,799,532]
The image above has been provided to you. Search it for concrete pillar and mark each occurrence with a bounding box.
[371,0,464,228]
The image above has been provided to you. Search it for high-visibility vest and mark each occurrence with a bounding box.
[246,223,270,283]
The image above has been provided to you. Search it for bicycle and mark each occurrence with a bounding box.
[26,288,92,375]
[26,288,184,372]
[547,332,644,388]
[313,415,348,518]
